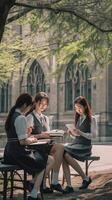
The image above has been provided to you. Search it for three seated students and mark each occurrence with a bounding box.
[4,92,97,199]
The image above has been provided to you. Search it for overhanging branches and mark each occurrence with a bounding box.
[13,1,112,33]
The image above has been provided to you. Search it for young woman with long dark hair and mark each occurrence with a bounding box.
[4,93,49,200]
[63,96,97,194]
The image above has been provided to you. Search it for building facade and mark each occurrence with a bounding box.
[0,58,112,144]
[0,23,112,147]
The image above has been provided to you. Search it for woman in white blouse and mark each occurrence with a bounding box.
[4,93,51,200]
[63,96,98,194]
[27,92,64,193]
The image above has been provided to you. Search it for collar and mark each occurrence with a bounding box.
[80,114,86,120]
[79,114,86,125]
[33,110,43,118]
[15,108,24,114]
[33,110,43,123]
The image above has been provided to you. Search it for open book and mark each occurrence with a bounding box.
[66,124,75,130]
[29,139,51,146]
[49,129,64,137]
[65,124,76,139]
[27,139,53,151]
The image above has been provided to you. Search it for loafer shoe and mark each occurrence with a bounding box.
[27,194,42,200]
[42,187,53,193]
[27,196,37,200]
[25,181,34,192]
[79,177,92,189]
[37,194,43,200]
[63,186,74,194]
[50,183,63,192]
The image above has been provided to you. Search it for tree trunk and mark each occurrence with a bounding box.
[0,0,15,42]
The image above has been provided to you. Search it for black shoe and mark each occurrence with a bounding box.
[50,183,63,192]
[27,194,42,200]
[25,181,34,192]
[42,187,53,193]
[79,177,92,189]
[63,186,74,194]
[27,196,37,200]
[37,194,43,200]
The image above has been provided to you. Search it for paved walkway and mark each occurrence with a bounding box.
[0,145,112,200]
[84,144,112,171]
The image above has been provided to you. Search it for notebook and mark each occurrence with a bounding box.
[49,129,64,137]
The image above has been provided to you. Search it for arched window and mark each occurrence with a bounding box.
[27,60,46,96]
[0,83,11,113]
[65,64,91,111]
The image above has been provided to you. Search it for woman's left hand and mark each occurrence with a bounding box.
[73,129,81,136]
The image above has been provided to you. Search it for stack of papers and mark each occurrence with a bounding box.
[49,129,64,137]
[29,139,51,145]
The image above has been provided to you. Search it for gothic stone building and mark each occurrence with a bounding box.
[0,24,112,147]
[0,59,112,146]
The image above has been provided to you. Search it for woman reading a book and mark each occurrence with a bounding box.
[27,92,64,193]
[63,96,97,194]
[4,93,51,200]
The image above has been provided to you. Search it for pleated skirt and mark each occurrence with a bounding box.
[64,142,92,162]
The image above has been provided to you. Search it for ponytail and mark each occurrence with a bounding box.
[5,93,33,131]
[5,105,16,131]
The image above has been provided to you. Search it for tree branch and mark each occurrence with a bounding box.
[7,7,33,24]
[0,0,15,41]
[14,2,112,33]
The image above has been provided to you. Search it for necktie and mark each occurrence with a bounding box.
[79,117,83,126]
[40,116,43,125]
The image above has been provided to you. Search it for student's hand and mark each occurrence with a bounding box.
[73,129,81,136]
[20,136,37,145]
[67,128,77,136]
[28,136,38,143]
[68,129,73,135]
[40,132,50,139]
[66,129,71,135]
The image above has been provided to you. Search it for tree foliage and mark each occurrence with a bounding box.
[0,0,112,84]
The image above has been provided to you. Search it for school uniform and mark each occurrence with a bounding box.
[27,111,52,155]
[27,111,50,133]
[4,110,47,174]
[64,116,95,162]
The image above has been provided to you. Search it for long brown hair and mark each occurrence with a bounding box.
[74,96,92,125]
[35,92,49,104]
[26,91,49,115]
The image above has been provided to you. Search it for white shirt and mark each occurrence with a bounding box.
[27,111,50,131]
[14,109,27,141]
[80,115,98,140]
